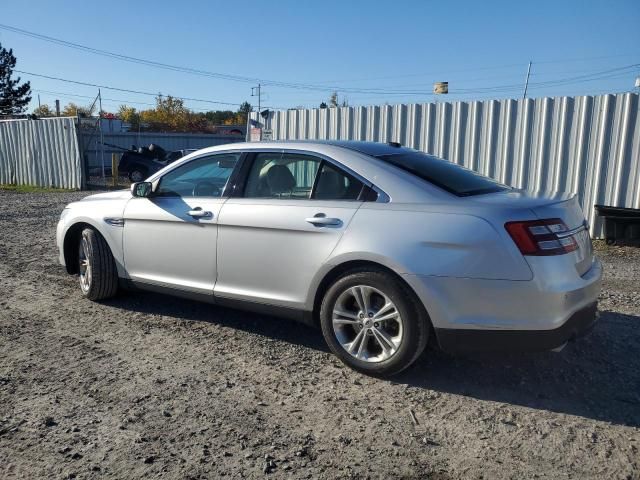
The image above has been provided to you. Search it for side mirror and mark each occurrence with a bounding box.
[131,181,153,198]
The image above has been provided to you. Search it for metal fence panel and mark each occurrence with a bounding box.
[250,93,640,236]
[0,117,82,189]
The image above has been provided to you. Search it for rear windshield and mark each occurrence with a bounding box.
[376,152,510,197]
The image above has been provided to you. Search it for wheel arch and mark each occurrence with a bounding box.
[62,221,117,275]
[309,259,431,329]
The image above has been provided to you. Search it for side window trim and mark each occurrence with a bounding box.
[309,160,326,199]
[221,152,249,197]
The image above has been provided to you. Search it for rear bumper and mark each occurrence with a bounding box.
[434,302,598,353]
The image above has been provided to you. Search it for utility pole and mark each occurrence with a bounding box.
[55,99,60,117]
[37,95,41,109]
[98,89,105,179]
[523,61,532,99]
[251,84,261,123]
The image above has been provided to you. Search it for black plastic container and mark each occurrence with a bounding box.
[594,205,640,245]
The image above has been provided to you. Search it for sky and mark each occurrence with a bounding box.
[1,0,639,114]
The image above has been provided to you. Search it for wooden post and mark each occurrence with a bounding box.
[112,153,118,188]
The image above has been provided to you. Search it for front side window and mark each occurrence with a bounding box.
[156,153,241,198]
[376,152,510,197]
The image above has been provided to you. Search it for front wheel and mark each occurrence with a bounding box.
[78,228,118,301]
[320,269,429,377]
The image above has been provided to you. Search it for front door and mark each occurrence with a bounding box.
[215,151,365,309]
[123,152,241,294]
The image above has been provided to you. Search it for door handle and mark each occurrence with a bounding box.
[305,214,342,227]
[187,208,213,219]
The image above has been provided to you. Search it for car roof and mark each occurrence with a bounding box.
[157,140,450,203]
[214,140,416,157]
[286,140,412,156]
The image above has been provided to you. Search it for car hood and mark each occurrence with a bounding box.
[79,190,132,202]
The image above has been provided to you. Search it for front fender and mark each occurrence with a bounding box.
[58,205,127,278]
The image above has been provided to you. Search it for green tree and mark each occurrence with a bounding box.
[238,101,252,115]
[140,95,189,131]
[32,104,55,117]
[204,109,236,125]
[233,101,252,125]
[118,105,140,130]
[319,101,328,109]
[62,102,93,117]
[0,42,32,115]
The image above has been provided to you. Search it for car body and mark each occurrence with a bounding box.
[57,140,602,375]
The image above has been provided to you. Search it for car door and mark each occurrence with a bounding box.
[122,152,242,295]
[215,150,367,309]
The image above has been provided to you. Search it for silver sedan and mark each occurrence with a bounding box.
[57,141,602,376]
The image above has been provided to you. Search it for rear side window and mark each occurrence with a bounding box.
[312,162,363,200]
[244,153,321,199]
[376,152,509,196]
[243,152,366,201]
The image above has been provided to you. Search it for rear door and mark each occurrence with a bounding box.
[215,150,367,309]
[123,152,242,294]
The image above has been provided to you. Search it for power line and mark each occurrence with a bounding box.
[449,64,639,94]
[32,89,157,107]
[15,69,266,107]
[308,54,640,85]
[3,23,637,98]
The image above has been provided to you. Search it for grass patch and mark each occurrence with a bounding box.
[0,184,76,193]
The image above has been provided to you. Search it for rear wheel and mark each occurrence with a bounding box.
[320,269,429,376]
[78,228,118,301]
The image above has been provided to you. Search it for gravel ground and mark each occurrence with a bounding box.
[0,190,639,480]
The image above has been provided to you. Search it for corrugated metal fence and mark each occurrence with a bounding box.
[0,117,246,189]
[250,93,640,236]
[0,117,83,189]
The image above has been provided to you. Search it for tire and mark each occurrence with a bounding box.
[319,269,429,377]
[128,167,147,183]
[78,228,118,301]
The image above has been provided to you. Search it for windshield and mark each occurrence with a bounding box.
[376,152,510,196]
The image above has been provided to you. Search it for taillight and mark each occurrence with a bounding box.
[505,218,578,256]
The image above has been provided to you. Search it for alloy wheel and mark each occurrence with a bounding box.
[332,285,404,362]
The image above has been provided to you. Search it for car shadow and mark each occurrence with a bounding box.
[103,292,640,428]
[102,290,329,353]
[397,310,640,428]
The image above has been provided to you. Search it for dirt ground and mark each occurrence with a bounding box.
[1,190,639,480]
